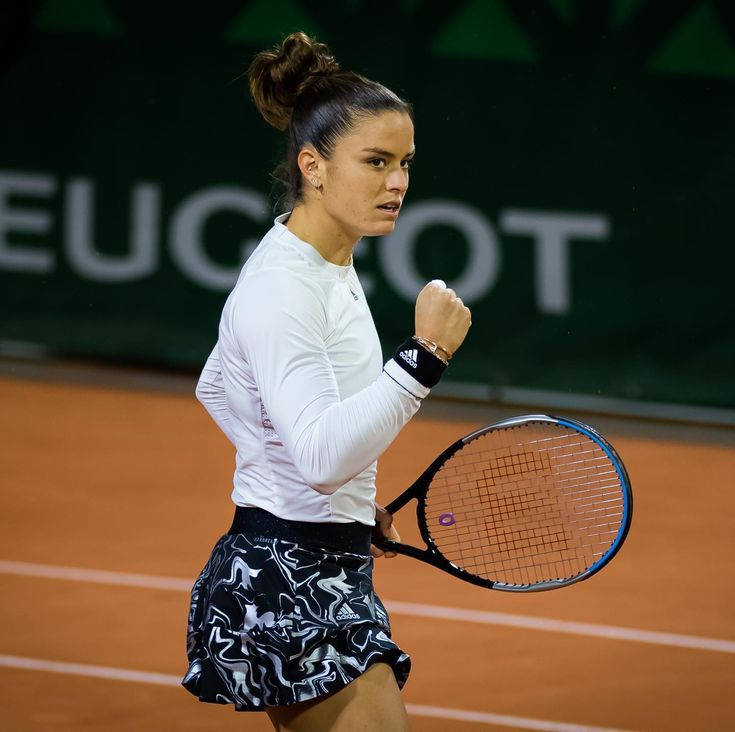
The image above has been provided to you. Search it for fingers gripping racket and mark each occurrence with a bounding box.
[372,415,632,592]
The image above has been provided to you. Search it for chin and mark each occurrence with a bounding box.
[367,220,398,237]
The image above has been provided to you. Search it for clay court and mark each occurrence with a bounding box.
[1,367,733,731]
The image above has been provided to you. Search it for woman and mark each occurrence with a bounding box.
[181,32,471,731]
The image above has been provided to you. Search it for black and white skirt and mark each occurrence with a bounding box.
[181,506,411,711]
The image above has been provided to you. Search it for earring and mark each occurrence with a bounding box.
[311,178,319,188]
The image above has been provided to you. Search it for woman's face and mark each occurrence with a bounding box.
[319,110,415,238]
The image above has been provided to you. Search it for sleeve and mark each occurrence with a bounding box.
[229,271,441,495]
[195,343,236,445]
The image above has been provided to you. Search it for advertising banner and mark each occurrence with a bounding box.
[2,1,734,407]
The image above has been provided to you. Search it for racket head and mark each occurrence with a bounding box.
[409,414,632,592]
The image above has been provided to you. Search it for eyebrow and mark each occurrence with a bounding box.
[361,147,416,158]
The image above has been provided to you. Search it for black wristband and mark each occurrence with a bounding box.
[392,337,447,388]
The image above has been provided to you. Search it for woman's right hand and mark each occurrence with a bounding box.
[414,279,472,358]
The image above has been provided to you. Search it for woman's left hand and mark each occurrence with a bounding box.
[371,503,400,559]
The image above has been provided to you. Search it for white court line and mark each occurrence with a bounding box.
[0,560,191,591]
[406,702,633,731]
[383,601,735,654]
[0,654,178,687]
[0,655,633,732]
[2,559,734,654]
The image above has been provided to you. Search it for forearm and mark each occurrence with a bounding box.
[289,360,426,493]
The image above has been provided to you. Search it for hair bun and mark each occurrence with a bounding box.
[248,31,340,131]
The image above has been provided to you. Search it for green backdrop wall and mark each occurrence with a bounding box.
[2,0,734,408]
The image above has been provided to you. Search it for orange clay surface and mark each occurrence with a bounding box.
[1,376,734,731]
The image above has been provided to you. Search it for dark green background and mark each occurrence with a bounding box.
[2,0,734,407]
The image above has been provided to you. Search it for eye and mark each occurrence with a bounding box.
[368,158,386,168]
[401,158,414,169]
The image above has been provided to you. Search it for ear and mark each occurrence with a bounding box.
[297,146,323,191]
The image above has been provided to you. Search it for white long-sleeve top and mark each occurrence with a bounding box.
[196,213,431,526]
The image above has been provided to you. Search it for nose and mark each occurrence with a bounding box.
[386,166,408,194]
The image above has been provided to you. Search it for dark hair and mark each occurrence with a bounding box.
[248,32,413,211]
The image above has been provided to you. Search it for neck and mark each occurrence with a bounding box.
[286,201,357,266]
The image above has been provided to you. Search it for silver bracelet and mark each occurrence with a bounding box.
[412,335,451,365]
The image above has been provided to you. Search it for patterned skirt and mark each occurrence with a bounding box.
[181,507,411,711]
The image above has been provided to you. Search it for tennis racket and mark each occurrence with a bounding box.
[372,414,632,592]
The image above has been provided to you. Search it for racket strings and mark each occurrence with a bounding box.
[423,423,625,587]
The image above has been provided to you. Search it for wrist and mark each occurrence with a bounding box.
[392,336,447,388]
[412,335,451,365]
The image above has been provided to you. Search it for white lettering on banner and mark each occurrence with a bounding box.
[0,171,56,272]
[378,200,500,304]
[0,169,614,314]
[169,187,268,290]
[500,209,610,314]
[66,178,160,281]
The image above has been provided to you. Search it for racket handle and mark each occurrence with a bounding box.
[370,533,406,554]
[370,529,392,549]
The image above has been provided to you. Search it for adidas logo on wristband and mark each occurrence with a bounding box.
[399,348,419,368]
[392,337,446,389]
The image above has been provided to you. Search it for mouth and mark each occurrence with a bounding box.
[377,202,401,216]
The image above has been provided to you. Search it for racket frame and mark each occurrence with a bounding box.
[372,414,633,592]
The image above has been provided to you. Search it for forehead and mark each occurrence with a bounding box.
[339,110,414,154]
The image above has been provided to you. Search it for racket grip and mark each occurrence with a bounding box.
[370,527,399,550]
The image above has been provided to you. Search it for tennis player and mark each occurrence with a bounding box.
[181,31,471,731]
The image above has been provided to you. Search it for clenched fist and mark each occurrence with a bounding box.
[415,279,472,357]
